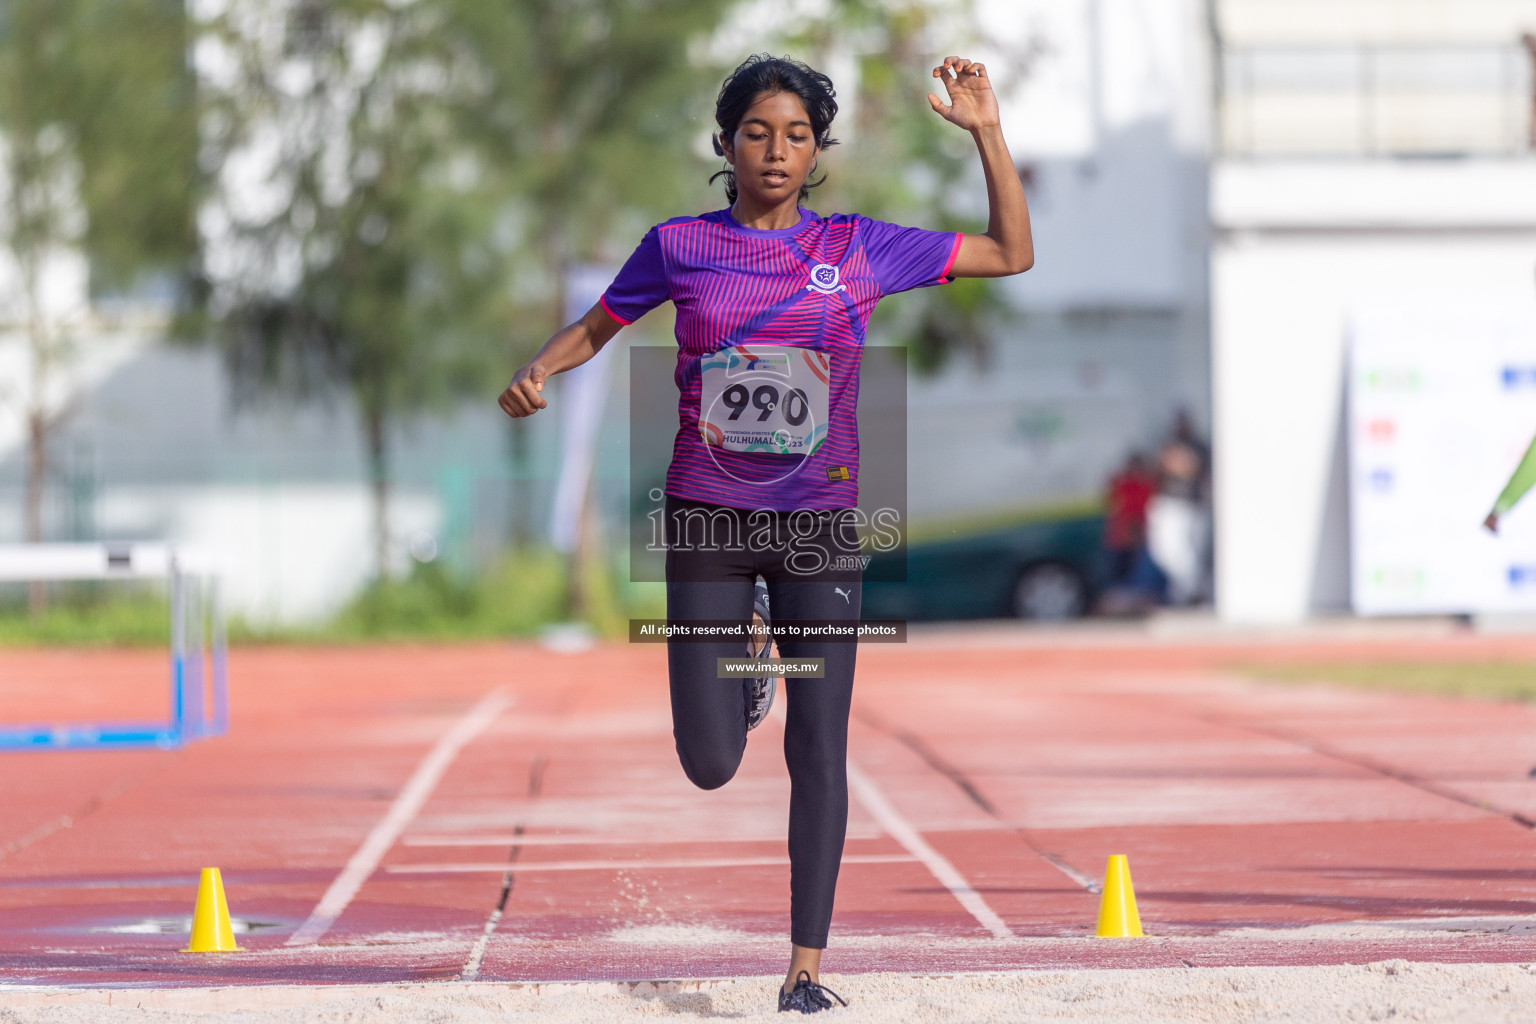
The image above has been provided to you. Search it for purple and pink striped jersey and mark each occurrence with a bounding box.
[601,207,962,512]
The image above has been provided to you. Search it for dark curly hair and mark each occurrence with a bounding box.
[710,54,839,205]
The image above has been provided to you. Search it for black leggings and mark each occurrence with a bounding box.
[664,495,862,949]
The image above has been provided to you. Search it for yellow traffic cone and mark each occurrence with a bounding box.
[182,867,242,952]
[1094,854,1144,937]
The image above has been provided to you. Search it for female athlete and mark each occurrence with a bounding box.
[498,52,1033,1013]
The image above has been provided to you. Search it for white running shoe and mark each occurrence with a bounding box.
[746,578,776,731]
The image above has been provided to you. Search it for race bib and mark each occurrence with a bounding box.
[699,344,830,455]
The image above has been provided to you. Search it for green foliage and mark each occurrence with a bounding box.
[907,273,1014,374]
[203,0,513,417]
[201,0,741,577]
[443,0,739,353]
[328,547,665,642]
[328,550,568,641]
[0,0,201,598]
[0,0,199,292]
[0,582,170,646]
[0,548,665,647]
[67,0,201,290]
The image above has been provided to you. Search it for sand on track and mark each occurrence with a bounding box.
[4,961,1536,1024]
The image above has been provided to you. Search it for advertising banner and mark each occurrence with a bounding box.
[1351,295,1536,614]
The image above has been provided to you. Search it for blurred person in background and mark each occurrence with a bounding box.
[1147,410,1211,606]
[1095,452,1165,614]
[498,52,1033,1013]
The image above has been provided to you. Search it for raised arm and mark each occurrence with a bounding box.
[497,303,623,418]
[926,55,1034,277]
[1485,431,1536,533]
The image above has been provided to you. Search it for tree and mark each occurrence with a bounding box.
[200,0,739,588]
[445,0,738,324]
[0,0,199,614]
[199,0,513,579]
[445,0,740,614]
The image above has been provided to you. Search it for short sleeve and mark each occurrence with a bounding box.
[857,216,964,296]
[599,227,669,325]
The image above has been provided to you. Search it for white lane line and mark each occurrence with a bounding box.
[768,685,1012,937]
[285,687,513,946]
[387,853,916,874]
[459,898,505,982]
[846,758,1016,940]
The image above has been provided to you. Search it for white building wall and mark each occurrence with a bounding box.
[906,0,1215,530]
[988,0,1212,312]
[1208,0,1536,621]
[1211,160,1536,621]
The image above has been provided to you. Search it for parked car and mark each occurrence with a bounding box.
[860,512,1106,621]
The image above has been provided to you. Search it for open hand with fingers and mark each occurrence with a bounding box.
[498,363,549,418]
[928,55,1000,132]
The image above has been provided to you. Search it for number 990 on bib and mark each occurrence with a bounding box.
[698,344,831,456]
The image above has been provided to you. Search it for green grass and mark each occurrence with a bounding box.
[323,548,664,643]
[0,547,668,647]
[904,497,1103,544]
[0,586,172,647]
[1243,661,1536,702]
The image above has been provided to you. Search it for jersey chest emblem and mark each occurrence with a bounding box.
[806,263,846,295]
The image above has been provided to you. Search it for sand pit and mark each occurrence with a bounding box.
[5,961,1536,1023]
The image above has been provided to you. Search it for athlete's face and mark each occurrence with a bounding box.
[721,90,820,208]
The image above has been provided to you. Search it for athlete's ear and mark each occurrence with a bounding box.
[717,131,734,165]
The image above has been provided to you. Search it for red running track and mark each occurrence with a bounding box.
[4,630,1536,987]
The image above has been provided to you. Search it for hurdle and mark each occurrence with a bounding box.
[0,543,229,751]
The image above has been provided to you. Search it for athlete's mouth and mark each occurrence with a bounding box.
[762,171,790,185]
